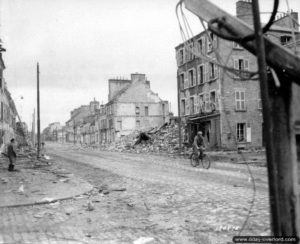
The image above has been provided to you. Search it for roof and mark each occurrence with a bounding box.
[107,84,131,104]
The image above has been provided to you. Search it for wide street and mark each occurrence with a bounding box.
[0,143,270,244]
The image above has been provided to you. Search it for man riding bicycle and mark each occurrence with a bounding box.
[193,131,206,160]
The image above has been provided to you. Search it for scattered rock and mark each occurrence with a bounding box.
[87,201,95,211]
[133,237,155,244]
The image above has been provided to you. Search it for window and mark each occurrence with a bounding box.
[235,90,246,111]
[258,92,262,109]
[190,97,195,114]
[162,103,165,115]
[177,49,184,65]
[136,106,140,115]
[233,42,243,49]
[0,77,2,89]
[210,91,216,111]
[197,38,205,54]
[208,62,218,80]
[136,120,140,128]
[280,35,292,45]
[199,94,204,112]
[109,119,113,129]
[237,123,246,142]
[181,99,186,115]
[207,32,217,52]
[188,69,195,87]
[205,93,210,111]
[185,43,194,61]
[179,73,185,89]
[145,106,149,116]
[117,121,122,131]
[198,65,204,84]
[233,58,249,78]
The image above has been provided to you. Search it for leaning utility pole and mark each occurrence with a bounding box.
[183,0,300,237]
[37,63,41,158]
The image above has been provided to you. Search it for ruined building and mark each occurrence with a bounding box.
[100,73,169,143]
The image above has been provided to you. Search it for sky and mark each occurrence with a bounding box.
[0,0,299,130]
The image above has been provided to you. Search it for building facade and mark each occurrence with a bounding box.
[175,0,299,150]
[102,73,169,143]
[0,45,21,145]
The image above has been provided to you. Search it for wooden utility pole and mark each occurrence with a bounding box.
[32,109,35,147]
[37,63,41,158]
[184,0,300,237]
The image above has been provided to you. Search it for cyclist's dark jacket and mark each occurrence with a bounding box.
[193,135,204,148]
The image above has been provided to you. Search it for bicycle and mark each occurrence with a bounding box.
[190,150,211,169]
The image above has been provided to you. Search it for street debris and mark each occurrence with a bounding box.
[40,197,55,203]
[87,201,95,211]
[17,184,24,194]
[133,237,155,244]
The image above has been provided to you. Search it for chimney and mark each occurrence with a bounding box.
[236,0,253,26]
[131,73,146,83]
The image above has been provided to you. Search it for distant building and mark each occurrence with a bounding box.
[65,99,99,143]
[175,0,299,150]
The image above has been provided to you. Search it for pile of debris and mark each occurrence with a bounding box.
[100,123,188,156]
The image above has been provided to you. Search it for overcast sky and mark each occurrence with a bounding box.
[1,0,299,130]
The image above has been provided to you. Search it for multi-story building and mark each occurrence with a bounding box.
[65,99,99,143]
[175,0,299,150]
[0,44,20,144]
[102,73,169,143]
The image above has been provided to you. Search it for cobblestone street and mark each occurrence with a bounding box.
[0,143,270,243]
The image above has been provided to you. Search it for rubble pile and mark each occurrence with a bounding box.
[100,123,187,156]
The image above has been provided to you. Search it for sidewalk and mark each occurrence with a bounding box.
[0,154,93,208]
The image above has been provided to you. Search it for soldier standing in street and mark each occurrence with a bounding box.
[7,138,17,171]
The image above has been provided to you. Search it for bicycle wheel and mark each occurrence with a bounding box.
[201,154,211,169]
[190,153,199,167]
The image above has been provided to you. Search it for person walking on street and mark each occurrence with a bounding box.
[7,138,17,171]
[193,131,206,160]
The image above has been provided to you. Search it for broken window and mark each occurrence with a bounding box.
[199,94,204,112]
[207,32,217,52]
[237,123,246,142]
[280,35,292,45]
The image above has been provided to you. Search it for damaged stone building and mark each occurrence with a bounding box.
[102,73,169,143]
[175,0,299,150]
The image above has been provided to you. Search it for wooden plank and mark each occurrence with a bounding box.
[184,0,300,83]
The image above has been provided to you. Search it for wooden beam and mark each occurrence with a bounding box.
[184,0,300,83]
